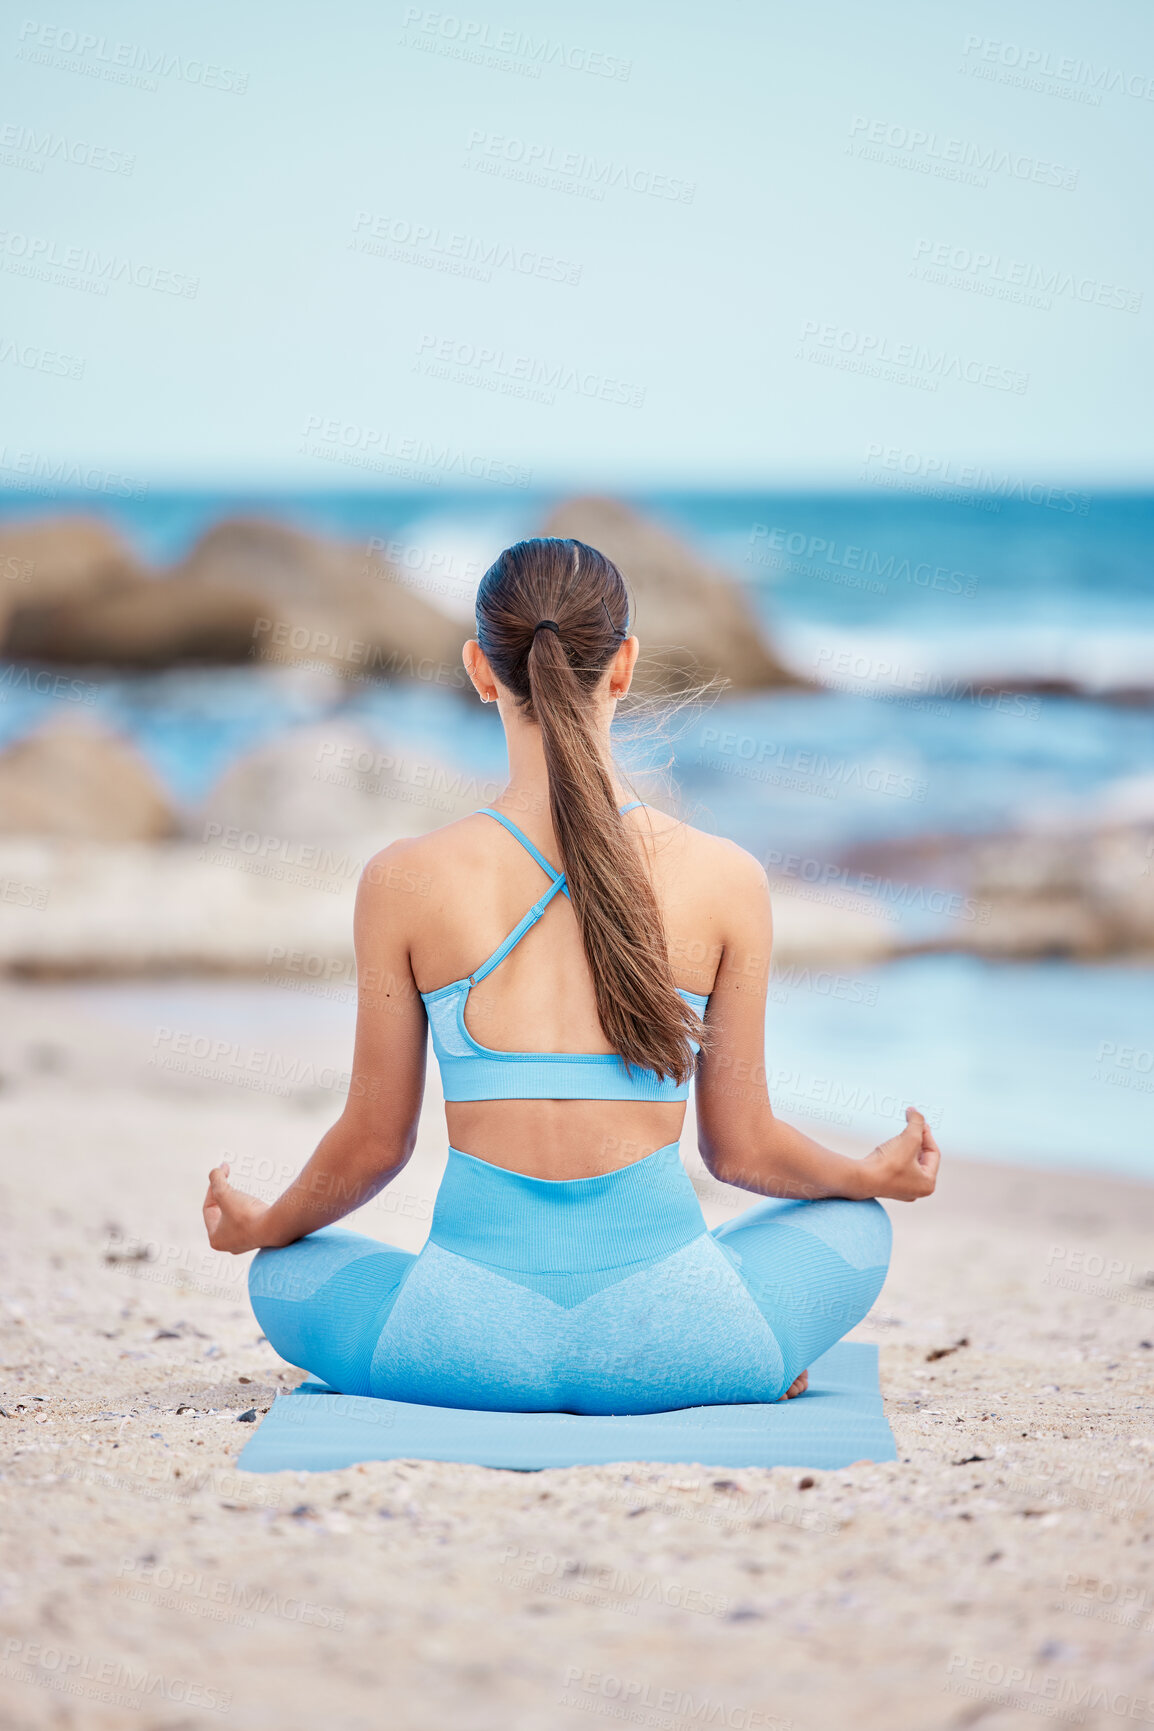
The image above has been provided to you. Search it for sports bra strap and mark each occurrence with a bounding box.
[477,807,562,884]
[464,798,650,992]
[479,801,646,870]
[467,874,568,986]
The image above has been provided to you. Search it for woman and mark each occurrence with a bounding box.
[203,537,939,1415]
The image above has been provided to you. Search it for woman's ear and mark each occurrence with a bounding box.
[609,635,640,698]
[463,639,498,704]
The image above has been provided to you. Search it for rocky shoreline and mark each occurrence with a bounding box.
[0,710,1150,974]
[0,496,801,697]
[4,819,1151,976]
[2,499,1151,973]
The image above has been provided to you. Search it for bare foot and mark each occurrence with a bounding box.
[780,1370,809,1401]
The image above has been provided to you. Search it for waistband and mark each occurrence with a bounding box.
[428,1143,707,1273]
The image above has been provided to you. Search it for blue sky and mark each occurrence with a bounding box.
[2,0,1151,487]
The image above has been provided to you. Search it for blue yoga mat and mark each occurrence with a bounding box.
[237,1341,895,1473]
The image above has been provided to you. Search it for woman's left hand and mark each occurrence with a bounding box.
[203,1162,271,1254]
[857,1107,941,1202]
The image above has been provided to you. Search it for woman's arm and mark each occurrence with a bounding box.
[203,843,430,1253]
[694,849,939,1203]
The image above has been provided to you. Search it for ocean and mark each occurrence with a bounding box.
[1,488,1151,1178]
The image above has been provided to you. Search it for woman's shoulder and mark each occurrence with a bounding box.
[358,806,768,904]
[360,814,494,891]
[640,809,769,896]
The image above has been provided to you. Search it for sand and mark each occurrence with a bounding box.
[1,978,1153,1731]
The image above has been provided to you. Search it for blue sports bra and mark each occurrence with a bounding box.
[419,805,709,1103]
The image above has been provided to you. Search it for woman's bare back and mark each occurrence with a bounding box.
[389,803,746,1179]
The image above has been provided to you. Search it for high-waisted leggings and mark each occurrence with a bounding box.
[249,1143,891,1415]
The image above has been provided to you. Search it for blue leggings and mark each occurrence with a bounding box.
[249,1144,891,1416]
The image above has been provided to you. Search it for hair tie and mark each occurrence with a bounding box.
[533,619,561,637]
[601,598,627,640]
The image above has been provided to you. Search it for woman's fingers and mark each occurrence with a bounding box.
[203,1166,267,1254]
[207,1165,238,1208]
[889,1108,923,1156]
[903,1107,941,1191]
[882,1108,939,1197]
[904,1109,933,1160]
[204,1165,238,1247]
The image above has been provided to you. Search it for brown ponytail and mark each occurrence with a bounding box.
[475,537,702,1083]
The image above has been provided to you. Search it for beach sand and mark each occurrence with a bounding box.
[1,979,1152,1731]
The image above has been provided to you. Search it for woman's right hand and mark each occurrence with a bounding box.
[203,1162,272,1254]
[857,1107,940,1201]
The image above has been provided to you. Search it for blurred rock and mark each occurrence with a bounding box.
[1,513,468,684]
[1,505,800,697]
[0,724,176,842]
[967,826,1154,958]
[0,838,356,976]
[0,512,265,667]
[0,838,900,979]
[6,574,265,667]
[0,516,141,639]
[198,722,496,847]
[542,496,807,695]
[765,880,897,963]
[176,518,467,686]
[845,824,1154,959]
